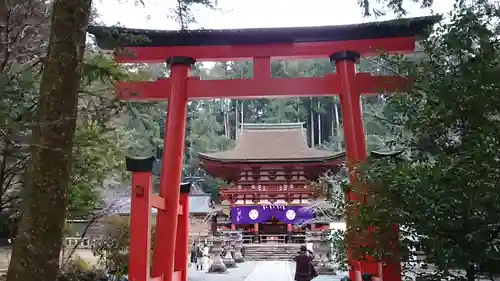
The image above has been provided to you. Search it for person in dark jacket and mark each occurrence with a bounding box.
[190,243,197,266]
[196,244,204,270]
[294,245,318,281]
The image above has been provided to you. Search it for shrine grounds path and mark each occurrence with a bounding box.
[189,261,347,281]
[2,248,349,281]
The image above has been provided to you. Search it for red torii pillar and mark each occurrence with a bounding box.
[330,50,400,281]
[175,184,191,281]
[126,154,192,281]
[127,57,194,281]
[151,56,194,281]
[126,156,154,281]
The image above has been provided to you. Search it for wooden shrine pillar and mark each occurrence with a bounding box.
[230,200,236,230]
[126,156,154,281]
[175,183,191,281]
[152,56,194,281]
[330,50,400,281]
[287,224,292,243]
[254,223,259,243]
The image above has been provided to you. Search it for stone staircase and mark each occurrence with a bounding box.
[243,244,301,261]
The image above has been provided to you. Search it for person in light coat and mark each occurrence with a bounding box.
[202,244,210,269]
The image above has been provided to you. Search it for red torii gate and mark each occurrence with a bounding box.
[89,15,438,281]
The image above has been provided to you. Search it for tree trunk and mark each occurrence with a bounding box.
[466,264,476,281]
[6,0,92,281]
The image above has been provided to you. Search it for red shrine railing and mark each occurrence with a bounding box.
[220,184,315,200]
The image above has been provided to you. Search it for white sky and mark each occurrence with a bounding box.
[96,0,455,30]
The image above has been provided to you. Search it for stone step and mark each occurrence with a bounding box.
[244,254,293,259]
[244,250,298,253]
[245,253,295,255]
[242,244,301,260]
[245,248,297,250]
[244,252,293,255]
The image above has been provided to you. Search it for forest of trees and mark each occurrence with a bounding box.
[128,58,397,196]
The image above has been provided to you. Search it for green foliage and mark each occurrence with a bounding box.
[69,120,124,218]
[0,51,131,225]
[169,0,218,29]
[121,102,165,159]
[329,229,348,271]
[92,216,156,277]
[184,99,233,194]
[58,256,107,281]
[355,1,500,279]
[0,67,37,216]
[0,0,224,232]
[68,53,130,219]
[92,216,131,275]
[358,0,433,17]
[136,57,395,197]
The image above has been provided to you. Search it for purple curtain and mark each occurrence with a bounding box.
[230,205,315,225]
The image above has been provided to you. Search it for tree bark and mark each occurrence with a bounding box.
[6,0,92,280]
[466,264,476,281]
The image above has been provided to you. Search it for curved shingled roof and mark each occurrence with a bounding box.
[87,16,440,49]
[198,123,345,163]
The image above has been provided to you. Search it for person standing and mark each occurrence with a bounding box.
[190,243,197,267]
[196,243,204,270]
[202,243,210,270]
[293,245,318,281]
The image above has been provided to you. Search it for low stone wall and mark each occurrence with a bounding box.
[0,247,9,270]
[0,247,99,270]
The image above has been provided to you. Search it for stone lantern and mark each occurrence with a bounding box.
[220,229,244,264]
[222,238,236,268]
[233,237,245,263]
[208,237,227,273]
[306,229,335,275]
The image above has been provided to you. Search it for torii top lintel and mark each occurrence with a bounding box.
[88,16,440,62]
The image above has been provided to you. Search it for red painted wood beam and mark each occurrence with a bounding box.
[172,271,182,281]
[117,74,409,101]
[199,160,343,168]
[115,37,417,62]
[229,181,310,185]
[221,195,315,199]
[222,195,313,201]
[150,272,181,281]
[151,195,183,215]
[221,185,312,189]
[220,189,314,195]
[151,195,165,210]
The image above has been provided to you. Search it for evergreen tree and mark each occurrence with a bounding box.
[3,0,217,280]
[355,2,500,280]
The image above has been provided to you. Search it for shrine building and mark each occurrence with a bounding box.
[198,123,345,244]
